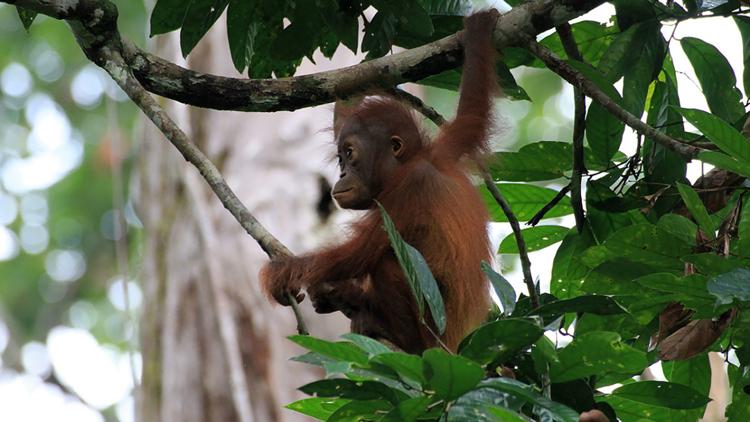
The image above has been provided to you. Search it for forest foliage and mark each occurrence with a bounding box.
[11,0,750,420]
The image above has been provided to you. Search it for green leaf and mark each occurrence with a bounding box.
[285,397,350,420]
[379,204,446,334]
[540,21,619,68]
[735,16,750,96]
[581,224,691,271]
[328,399,393,421]
[226,0,253,72]
[418,65,530,101]
[489,142,571,182]
[676,183,716,240]
[598,22,648,81]
[612,381,711,409]
[549,331,648,383]
[657,214,697,246]
[150,0,190,35]
[481,262,516,316]
[481,184,573,223]
[499,225,568,254]
[371,352,426,385]
[698,151,750,179]
[289,335,369,366]
[675,107,750,163]
[707,268,750,305]
[362,11,398,59]
[587,103,625,164]
[447,388,528,421]
[680,37,744,123]
[423,349,484,401]
[551,228,595,299]
[529,295,627,318]
[15,7,36,31]
[622,24,666,117]
[379,396,432,422]
[663,354,711,397]
[480,378,580,422]
[342,333,392,356]
[397,1,433,37]
[634,273,710,300]
[604,395,697,420]
[180,0,230,57]
[458,319,543,365]
[299,379,402,404]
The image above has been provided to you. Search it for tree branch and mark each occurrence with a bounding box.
[482,173,539,309]
[388,87,446,126]
[6,0,606,112]
[525,39,703,160]
[95,44,309,335]
[556,23,587,232]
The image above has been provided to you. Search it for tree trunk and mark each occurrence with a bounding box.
[135,24,351,422]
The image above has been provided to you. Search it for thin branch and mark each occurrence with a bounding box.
[388,87,447,126]
[527,184,571,227]
[556,23,587,232]
[525,39,703,160]
[97,46,309,335]
[482,173,539,309]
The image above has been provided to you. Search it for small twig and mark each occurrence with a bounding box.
[98,46,309,336]
[388,87,447,126]
[556,23,587,232]
[423,322,452,353]
[527,184,571,227]
[525,39,702,160]
[482,172,539,309]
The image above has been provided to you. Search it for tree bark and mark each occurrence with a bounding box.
[135,24,349,422]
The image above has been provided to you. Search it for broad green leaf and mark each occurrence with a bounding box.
[481,262,516,316]
[150,0,190,35]
[676,183,716,240]
[458,319,543,365]
[528,295,627,318]
[328,399,393,421]
[489,142,571,182]
[226,0,253,72]
[362,11,398,58]
[379,204,446,334]
[644,62,687,196]
[539,21,619,68]
[396,1,433,37]
[597,22,647,81]
[15,7,36,31]
[622,24,666,117]
[285,397,351,421]
[612,381,711,409]
[586,103,625,164]
[634,273,710,300]
[531,336,559,375]
[481,378,580,422]
[698,151,750,179]
[662,354,711,397]
[580,224,691,271]
[289,336,369,366]
[683,253,750,275]
[180,0,230,57]
[371,352,426,385]
[657,214,697,246]
[423,349,484,401]
[551,228,595,299]
[418,65,529,101]
[569,60,624,100]
[299,379,402,404]
[499,225,568,254]
[676,107,750,163]
[735,16,750,96]
[549,331,648,383]
[447,388,528,421]
[421,0,472,15]
[680,37,744,123]
[379,396,432,422]
[707,268,750,305]
[481,184,573,223]
[603,395,698,421]
[342,333,392,356]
